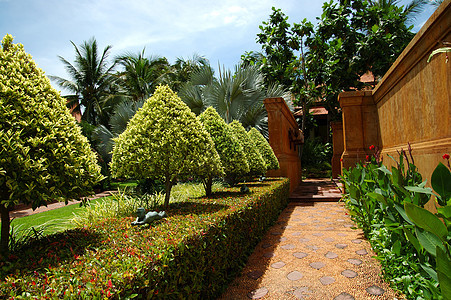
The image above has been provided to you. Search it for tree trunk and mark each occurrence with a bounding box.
[205,176,213,197]
[0,202,10,258]
[164,176,172,210]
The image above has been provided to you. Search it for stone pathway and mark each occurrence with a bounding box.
[218,201,402,299]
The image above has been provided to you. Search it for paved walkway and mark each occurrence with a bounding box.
[219,179,401,299]
[9,191,116,220]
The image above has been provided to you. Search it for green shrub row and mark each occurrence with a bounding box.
[0,178,290,299]
[341,147,451,299]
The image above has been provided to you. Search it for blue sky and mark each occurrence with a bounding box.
[0,0,437,92]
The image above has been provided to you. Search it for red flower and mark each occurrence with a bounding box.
[443,154,450,160]
[108,279,113,289]
[369,145,375,150]
[340,158,343,162]
[366,155,370,161]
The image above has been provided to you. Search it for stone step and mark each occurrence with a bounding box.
[289,179,343,202]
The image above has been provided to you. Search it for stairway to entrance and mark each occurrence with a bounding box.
[289,179,343,203]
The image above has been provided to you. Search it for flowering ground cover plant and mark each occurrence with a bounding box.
[341,146,451,299]
[0,178,289,299]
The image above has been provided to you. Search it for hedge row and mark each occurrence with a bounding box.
[0,178,290,299]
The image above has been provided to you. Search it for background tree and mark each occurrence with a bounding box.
[0,34,103,256]
[50,37,118,126]
[179,63,290,138]
[256,1,420,123]
[163,54,209,92]
[229,120,266,178]
[115,49,170,102]
[110,85,223,208]
[199,107,249,194]
[247,127,279,171]
[296,0,417,119]
[256,7,299,89]
[254,8,317,139]
[93,100,145,164]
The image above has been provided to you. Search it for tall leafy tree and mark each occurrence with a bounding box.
[256,7,299,89]
[299,0,416,119]
[50,37,118,126]
[255,8,317,138]
[256,1,418,124]
[0,34,103,255]
[115,49,170,102]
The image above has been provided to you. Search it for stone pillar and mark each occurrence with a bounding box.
[264,97,303,192]
[331,121,343,178]
[339,91,379,171]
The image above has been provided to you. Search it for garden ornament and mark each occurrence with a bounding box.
[131,207,167,226]
[240,184,250,193]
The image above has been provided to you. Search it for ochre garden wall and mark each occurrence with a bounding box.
[338,1,450,211]
[264,97,303,192]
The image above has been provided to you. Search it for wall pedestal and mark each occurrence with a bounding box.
[331,121,344,178]
[264,97,303,193]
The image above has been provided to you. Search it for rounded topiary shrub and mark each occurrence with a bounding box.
[199,107,249,193]
[248,127,279,171]
[229,120,266,177]
[111,85,223,208]
[0,34,103,255]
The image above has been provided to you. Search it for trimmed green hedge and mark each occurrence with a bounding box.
[0,178,289,299]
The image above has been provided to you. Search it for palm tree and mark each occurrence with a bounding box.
[179,63,290,137]
[50,37,117,126]
[429,0,444,7]
[367,0,430,21]
[162,54,209,91]
[115,49,170,102]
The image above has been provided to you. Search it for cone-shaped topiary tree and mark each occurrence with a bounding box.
[0,34,103,256]
[111,85,223,208]
[229,120,266,178]
[199,107,249,194]
[248,127,279,171]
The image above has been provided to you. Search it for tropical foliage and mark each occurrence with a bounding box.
[50,37,119,126]
[341,147,451,299]
[247,127,279,170]
[254,0,421,128]
[179,63,290,138]
[110,85,223,208]
[93,100,145,164]
[0,34,103,255]
[115,49,170,102]
[198,107,249,194]
[229,120,266,177]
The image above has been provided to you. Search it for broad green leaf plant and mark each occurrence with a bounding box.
[341,146,451,299]
[0,34,103,256]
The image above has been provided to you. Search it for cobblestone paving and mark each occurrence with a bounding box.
[219,202,402,300]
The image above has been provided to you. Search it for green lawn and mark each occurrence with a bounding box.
[3,197,108,240]
[3,182,211,241]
